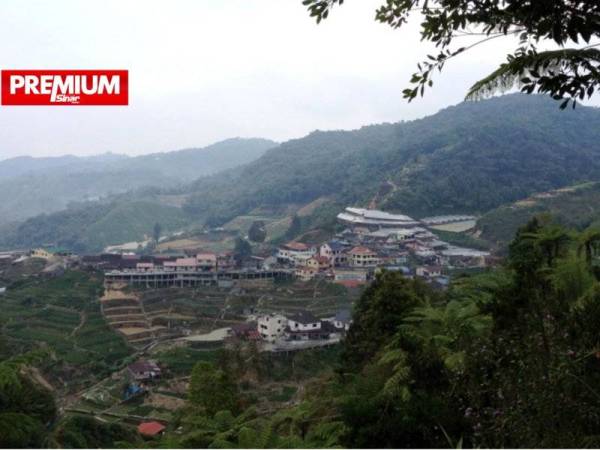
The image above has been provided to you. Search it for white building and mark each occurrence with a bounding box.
[333,268,368,284]
[257,314,287,342]
[277,242,317,265]
[337,207,420,228]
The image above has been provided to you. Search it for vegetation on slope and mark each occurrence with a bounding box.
[0,138,276,226]
[5,94,600,252]
[478,182,600,248]
[0,201,190,252]
[184,94,600,225]
[143,218,600,448]
[0,271,131,385]
[6,217,600,448]
[0,270,134,447]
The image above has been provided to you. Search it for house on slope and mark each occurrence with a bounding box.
[319,240,349,266]
[349,246,381,268]
[258,313,287,342]
[332,309,352,331]
[277,241,316,266]
[285,310,333,341]
[127,360,162,382]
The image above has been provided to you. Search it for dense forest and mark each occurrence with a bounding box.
[4,218,600,447]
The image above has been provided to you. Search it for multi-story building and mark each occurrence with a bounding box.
[257,314,287,342]
[319,240,348,266]
[196,252,217,271]
[277,241,317,266]
[349,246,381,267]
[306,255,331,272]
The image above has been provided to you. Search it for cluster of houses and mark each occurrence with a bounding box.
[79,207,491,291]
[275,207,491,288]
[0,248,77,285]
[3,207,490,294]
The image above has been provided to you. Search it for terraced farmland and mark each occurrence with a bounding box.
[0,270,132,392]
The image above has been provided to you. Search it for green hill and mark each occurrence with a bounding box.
[5,94,600,252]
[477,182,600,248]
[183,94,600,224]
[0,200,189,252]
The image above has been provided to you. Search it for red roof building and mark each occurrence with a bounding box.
[349,246,376,256]
[336,279,365,288]
[138,421,166,437]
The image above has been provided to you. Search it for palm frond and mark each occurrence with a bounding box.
[466,48,600,103]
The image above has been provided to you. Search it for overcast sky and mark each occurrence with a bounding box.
[0,0,596,160]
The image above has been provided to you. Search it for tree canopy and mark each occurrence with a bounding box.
[302,0,600,108]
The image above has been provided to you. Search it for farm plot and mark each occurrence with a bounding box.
[0,271,132,391]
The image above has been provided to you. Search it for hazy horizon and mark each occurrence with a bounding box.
[1,0,599,160]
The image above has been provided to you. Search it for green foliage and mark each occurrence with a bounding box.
[0,271,131,388]
[0,352,57,448]
[54,415,140,448]
[188,362,238,416]
[284,214,302,240]
[0,413,46,448]
[309,219,600,447]
[184,95,600,226]
[0,200,189,252]
[247,220,267,243]
[154,348,219,375]
[341,271,438,371]
[432,229,490,251]
[400,300,492,372]
[7,96,600,252]
[479,182,600,248]
[233,237,252,260]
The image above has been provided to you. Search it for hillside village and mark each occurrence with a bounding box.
[0,201,499,442]
[3,96,600,446]
[1,206,492,357]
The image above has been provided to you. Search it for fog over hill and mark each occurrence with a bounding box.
[3,94,600,252]
[0,137,277,225]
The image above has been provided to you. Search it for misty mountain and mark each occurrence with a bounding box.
[4,94,600,252]
[0,153,132,179]
[0,138,277,225]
